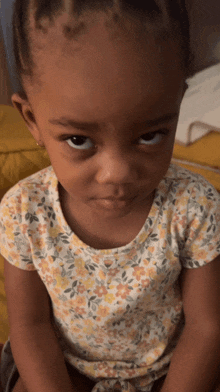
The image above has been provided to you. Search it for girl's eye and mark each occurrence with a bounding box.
[139,130,167,145]
[66,136,94,150]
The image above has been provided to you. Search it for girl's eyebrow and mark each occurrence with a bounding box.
[48,118,99,130]
[48,112,179,130]
[133,112,179,128]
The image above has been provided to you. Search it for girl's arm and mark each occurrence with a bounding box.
[4,259,75,392]
[161,255,220,392]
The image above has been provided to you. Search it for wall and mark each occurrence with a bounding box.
[0,0,21,93]
[0,23,13,105]
[187,0,220,73]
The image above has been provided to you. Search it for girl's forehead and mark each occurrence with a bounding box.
[29,9,180,71]
[27,12,184,122]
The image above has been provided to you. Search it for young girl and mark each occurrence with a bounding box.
[1,1,220,391]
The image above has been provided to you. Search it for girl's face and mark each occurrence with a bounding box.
[13,13,186,219]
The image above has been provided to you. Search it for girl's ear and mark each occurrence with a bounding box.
[11,93,44,147]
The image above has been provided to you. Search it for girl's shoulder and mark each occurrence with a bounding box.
[0,166,57,215]
[164,164,220,200]
[1,166,56,202]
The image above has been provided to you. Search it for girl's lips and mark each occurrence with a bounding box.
[93,196,135,210]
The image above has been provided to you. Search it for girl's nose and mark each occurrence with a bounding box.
[95,149,137,185]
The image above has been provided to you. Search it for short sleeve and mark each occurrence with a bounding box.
[0,185,36,271]
[180,179,220,269]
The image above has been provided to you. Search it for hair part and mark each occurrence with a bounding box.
[12,0,192,100]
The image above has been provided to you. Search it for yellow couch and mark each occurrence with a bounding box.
[0,104,220,344]
[0,105,50,343]
[172,132,220,192]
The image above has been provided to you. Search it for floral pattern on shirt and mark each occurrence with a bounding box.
[0,164,220,391]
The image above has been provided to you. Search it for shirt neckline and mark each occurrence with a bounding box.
[51,167,170,256]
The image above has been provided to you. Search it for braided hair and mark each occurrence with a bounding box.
[12,0,192,99]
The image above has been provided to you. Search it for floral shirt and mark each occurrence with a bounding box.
[0,164,220,392]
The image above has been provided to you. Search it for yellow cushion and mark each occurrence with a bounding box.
[0,105,50,191]
[173,131,220,191]
[0,105,51,343]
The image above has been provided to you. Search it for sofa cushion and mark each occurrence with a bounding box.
[0,104,50,343]
[0,105,50,196]
[172,132,220,192]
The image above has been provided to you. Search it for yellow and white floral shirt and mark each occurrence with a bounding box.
[0,164,220,392]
